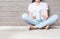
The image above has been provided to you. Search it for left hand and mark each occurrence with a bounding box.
[42,15,48,19]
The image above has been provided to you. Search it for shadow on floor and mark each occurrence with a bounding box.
[49,26,60,29]
[38,26,60,30]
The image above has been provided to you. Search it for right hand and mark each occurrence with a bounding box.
[32,16,36,19]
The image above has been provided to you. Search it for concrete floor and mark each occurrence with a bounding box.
[0,26,60,39]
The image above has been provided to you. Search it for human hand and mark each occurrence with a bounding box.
[42,15,48,19]
[32,16,36,19]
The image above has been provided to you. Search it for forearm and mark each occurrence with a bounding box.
[43,10,49,20]
[28,11,33,16]
[29,11,36,19]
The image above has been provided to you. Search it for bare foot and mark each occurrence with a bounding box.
[45,25,49,30]
[29,26,38,30]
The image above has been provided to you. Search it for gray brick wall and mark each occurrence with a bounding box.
[0,0,60,26]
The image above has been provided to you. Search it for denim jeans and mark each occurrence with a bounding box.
[22,13,58,28]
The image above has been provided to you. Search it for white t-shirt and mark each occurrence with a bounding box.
[28,2,48,20]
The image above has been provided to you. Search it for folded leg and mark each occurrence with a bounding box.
[36,14,58,28]
[22,13,39,25]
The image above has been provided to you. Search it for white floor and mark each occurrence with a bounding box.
[0,26,60,39]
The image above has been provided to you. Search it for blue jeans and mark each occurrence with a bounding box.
[22,13,58,28]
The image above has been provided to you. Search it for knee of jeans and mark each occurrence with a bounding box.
[22,13,28,20]
[52,14,59,20]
